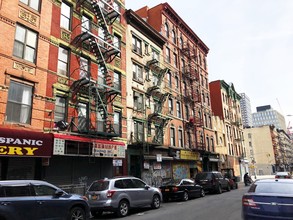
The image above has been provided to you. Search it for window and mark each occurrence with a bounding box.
[178,130,183,148]
[175,76,179,89]
[33,185,56,196]
[173,52,178,67]
[113,34,121,57]
[20,0,40,11]
[132,179,146,188]
[152,49,159,60]
[134,92,144,111]
[170,127,175,146]
[185,104,189,119]
[81,14,91,32]
[181,59,185,73]
[6,81,32,124]
[113,1,121,22]
[98,66,105,88]
[97,110,106,132]
[60,1,71,30]
[114,71,121,91]
[4,185,31,197]
[165,47,170,63]
[132,63,143,83]
[78,103,88,132]
[80,56,89,79]
[167,72,172,88]
[57,46,69,76]
[134,121,144,142]
[54,96,66,122]
[168,98,173,114]
[114,111,121,135]
[176,101,182,118]
[172,30,176,44]
[179,37,183,49]
[164,23,169,38]
[132,35,142,55]
[13,25,37,63]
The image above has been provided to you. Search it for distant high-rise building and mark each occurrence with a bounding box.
[252,105,286,131]
[239,93,253,128]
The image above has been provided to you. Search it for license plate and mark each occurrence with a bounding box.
[91,195,99,200]
[165,189,170,192]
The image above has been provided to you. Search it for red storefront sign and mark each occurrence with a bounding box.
[0,127,53,157]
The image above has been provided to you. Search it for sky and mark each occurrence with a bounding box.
[125,0,293,127]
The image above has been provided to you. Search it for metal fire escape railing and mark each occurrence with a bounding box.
[70,0,120,137]
[145,58,172,144]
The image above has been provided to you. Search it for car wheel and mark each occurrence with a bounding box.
[151,194,161,209]
[182,191,189,201]
[200,189,205,197]
[117,200,129,217]
[68,207,86,220]
[217,185,222,194]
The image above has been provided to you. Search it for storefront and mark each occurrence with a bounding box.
[0,127,53,180]
[43,134,126,185]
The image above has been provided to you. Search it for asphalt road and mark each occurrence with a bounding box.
[93,183,249,220]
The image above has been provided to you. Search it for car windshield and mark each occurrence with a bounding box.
[250,182,293,194]
[195,173,212,180]
[89,180,109,191]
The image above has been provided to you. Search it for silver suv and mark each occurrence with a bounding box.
[86,176,162,217]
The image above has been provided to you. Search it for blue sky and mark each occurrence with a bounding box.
[125,0,293,126]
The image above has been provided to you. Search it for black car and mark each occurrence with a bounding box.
[195,171,230,194]
[159,178,205,202]
[0,180,90,220]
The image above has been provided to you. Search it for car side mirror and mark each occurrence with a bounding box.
[145,185,150,190]
[54,189,64,197]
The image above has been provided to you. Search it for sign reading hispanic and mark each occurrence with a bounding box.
[0,128,53,157]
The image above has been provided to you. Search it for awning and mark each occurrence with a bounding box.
[0,127,53,157]
[53,133,126,158]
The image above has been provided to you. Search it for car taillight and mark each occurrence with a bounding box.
[275,175,279,178]
[285,176,290,179]
[107,190,116,198]
[172,187,179,192]
[242,198,258,207]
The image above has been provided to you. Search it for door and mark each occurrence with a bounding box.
[131,179,153,206]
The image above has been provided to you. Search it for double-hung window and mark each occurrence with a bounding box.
[114,71,121,91]
[132,63,143,83]
[134,92,143,111]
[132,35,142,55]
[170,127,175,146]
[54,96,67,123]
[81,14,91,32]
[134,121,144,142]
[113,34,121,57]
[113,111,121,135]
[60,1,71,30]
[6,81,33,124]
[13,25,37,63]
[80,56,89,79]
[57,46,69,76]
[20,0,40,11]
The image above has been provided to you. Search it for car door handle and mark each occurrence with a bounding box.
[37,201,45,205]
[1,202,11,206]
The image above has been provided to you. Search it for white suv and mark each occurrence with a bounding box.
[85,176,162,217]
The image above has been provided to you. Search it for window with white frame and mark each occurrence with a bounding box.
[78,103,88,132]
[81,14,91,32]
[170,127,175,146]
[176,101,182,118]
[6,81,32,124]
[13,25,37,63]
[80,56,89,79]
[20,0,40,11]
[178,129,183,148]
[60,1,71,30]
[132,63,143,82]
[114,111,121,135]
[152,49,159,60]
[57,46,69,76]
[133,91,144,111]
[134,121,144,142]
[54,96,67,123]
[132,35,142,55]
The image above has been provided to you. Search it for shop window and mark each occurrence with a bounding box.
[6,81,33,124]
[13,25,37,63]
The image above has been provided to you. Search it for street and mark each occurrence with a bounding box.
[92,184,249,220]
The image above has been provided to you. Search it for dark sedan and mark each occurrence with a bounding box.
[242,179,293,220]
[0,180,90,220]
[160,178,205,202]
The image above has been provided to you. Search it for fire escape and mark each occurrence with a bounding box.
[181,42,205,150]
[145,58,172,145]
[70,0,120,137]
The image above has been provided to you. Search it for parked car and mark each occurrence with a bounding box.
[221,168,239,189]
[242,179,293,220]
[85,176,162,218]
[194,171,230,194]
[275,171,292,179]
[0,180,90,220]
[159,178,205,202]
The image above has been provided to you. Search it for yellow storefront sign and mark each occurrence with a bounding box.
[180,150,200,160]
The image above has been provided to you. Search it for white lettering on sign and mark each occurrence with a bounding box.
[92,142,125,158]
[0,137,43,146]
